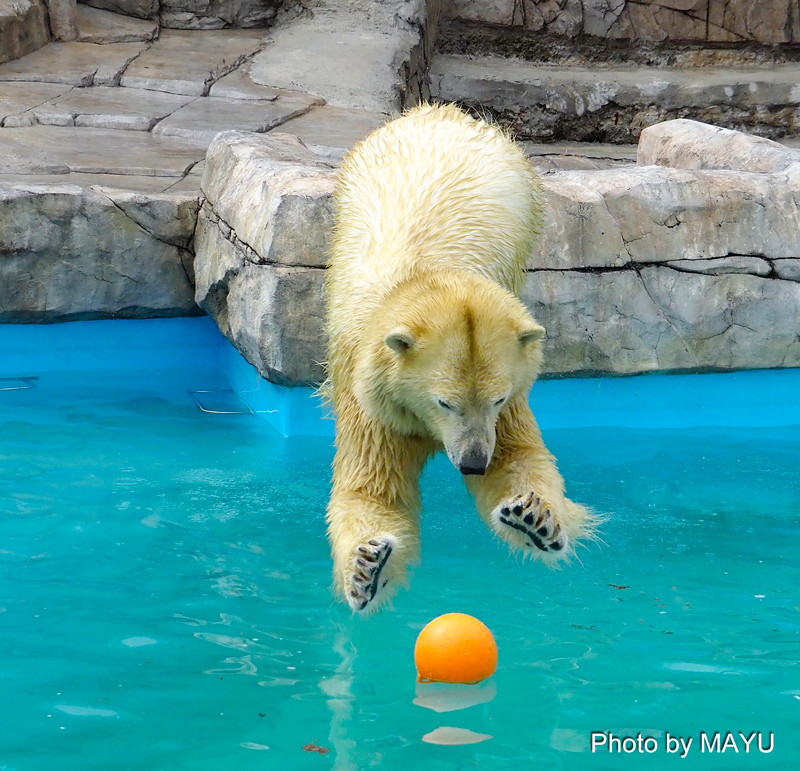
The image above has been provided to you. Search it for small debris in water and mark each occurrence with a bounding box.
[303,742,330,755]
[608,584,629,590]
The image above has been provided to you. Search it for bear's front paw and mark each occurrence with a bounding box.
[347,536,396,612]
[492,492,568,554]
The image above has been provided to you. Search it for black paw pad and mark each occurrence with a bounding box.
[347,538,393,612]
[495,494,567,554]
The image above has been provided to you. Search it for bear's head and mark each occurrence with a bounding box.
[357,272,545,475]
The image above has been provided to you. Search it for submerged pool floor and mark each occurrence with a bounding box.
[1,365,799,770]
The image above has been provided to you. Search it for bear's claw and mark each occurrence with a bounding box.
[494,492,568,553]
[347,537,394,612]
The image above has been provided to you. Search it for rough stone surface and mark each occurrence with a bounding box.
[201,130,335,267]
[159,0,286,30]
[0,26,343,328]
[639,118,800,173]
[0,81,70,124]
[2,12,796,380]
[80,0,158,20]
[522,267,800,376]
[26,86,193,130]
[193,124,800,385]
[0,183,199,321]
[80,0,301,28]
[46,0,78,41]
[278,105,388,159]
[439,17,800,71]
[0,125,206,175]
[0,41,148,86]
[0,27,341,325]
[443,0,514,25]
[537,164,800,270]
[522,139,637,172]
[247,0,432,113]
[208,62,280,101]
[194,131,336,383]
[152,90,320,144]
[0,0,50,65]
[0,171,185,190]
[194,215,326,384]
[119,28,266,96]
[162,171,200,193]
[248,26,403,114]
[707,0,799,44]
[529,145,800,374]
[431,53,800,141]
[76,4,158,43]
[441,0,800,44]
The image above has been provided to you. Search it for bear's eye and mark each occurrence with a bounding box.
[494,397,506,407]
[437,398,454,411]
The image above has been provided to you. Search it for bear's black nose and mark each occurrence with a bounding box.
[458,452,488,476]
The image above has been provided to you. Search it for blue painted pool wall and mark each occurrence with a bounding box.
[1,317,798,436]
[221,330,800,434]
[532,368,800,430]
[0,316,225,378]
[221,341,336,438]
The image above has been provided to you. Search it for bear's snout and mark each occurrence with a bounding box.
[458,450,489,476]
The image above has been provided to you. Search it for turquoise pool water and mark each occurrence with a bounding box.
[1,319,799,770]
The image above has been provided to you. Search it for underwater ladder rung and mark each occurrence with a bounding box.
[0,377,38,391]
[189,389,252,415]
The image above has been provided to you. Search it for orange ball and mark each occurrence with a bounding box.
[414,613,497,684]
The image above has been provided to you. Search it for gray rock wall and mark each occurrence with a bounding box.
[442,0,800,44]
[430,54,800,144]
[0,0,50,65]
[0,183,199,321]
[194,119,800,386]
[194,131,332,384]
[78,0,292,28]
[246,0,438,114]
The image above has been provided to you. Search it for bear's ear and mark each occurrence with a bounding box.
[385,328,416,354]
[518,323,545,345]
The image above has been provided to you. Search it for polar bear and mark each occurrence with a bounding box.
[324,103,591,612]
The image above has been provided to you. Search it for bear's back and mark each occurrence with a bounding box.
[329,104,544,310]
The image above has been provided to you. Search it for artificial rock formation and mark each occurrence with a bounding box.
[0,14,426,332]
[194,131,334,385]
[194,119,800,385]
[79,0,291,28]
[441,0,800,44]
[0,0,50,65]
[431,54,800,143]
[0,183,199,321]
